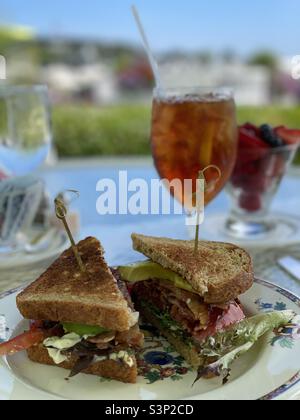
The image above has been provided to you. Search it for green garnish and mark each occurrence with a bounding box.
[62,323,110,337]
[141,301,194,348]
[118,261,194,293]
[194,310,295,384]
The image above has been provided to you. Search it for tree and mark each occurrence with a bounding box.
[0,26,34,53]
[221,49,237,64]
[248,51,278,70]
[197,51,213,65]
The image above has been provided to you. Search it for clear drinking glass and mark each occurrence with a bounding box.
[0,85,52,253]
[151,86,238,211]
[0,85,52,178]
[225,143,298,238]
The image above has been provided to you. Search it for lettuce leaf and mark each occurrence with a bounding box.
[195,310,295,384]
[141,301,194,347]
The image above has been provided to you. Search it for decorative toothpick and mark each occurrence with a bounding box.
[54,191,86,273]
[193,165,222,255]
[193,170,205,255]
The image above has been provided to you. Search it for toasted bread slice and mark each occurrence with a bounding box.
[27,344,138,384]
[17,237,138,332]
[140,304,203,369]
[132,234,253,304]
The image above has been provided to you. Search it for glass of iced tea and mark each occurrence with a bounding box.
[151,87,238,211]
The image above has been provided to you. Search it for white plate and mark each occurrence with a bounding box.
[0,279,300,400]
[196,213,300,250]
[0,229,69,270]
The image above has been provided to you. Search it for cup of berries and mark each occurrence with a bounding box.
[225,123,300,239]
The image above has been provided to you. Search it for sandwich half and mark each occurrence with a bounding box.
[119,234,253,369]
[118,234,295,381]
[119,234,254,370]
[4,237,143,383]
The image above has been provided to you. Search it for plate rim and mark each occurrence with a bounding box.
[253,278,300,400]
[200,212,300,250]
[0,230,68,270]
[0,278,300,401]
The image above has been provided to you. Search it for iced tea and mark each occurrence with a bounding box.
[151,89,237,208]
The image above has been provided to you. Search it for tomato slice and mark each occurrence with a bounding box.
[195,302,245,342]
[275,126,300,145]
[214,302,246,332]
[30,320,44,331]
[0,330,45,357]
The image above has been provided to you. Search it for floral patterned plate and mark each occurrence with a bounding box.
[0,279,300,401]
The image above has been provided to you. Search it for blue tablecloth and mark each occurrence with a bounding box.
[40,162,300,297]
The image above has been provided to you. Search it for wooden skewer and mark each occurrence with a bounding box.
[193,171,204,255]
[54,194,86,273]
[193,166,222,255]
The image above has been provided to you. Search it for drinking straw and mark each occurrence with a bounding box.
[131,5,162,89]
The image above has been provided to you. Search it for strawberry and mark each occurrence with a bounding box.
[239,127,269,150]
[239,193,262,212]
[275,126,300,146]
[231,173,248,189]
[231,123,295,214]
[243,122,261,137]
[238,127,269,164]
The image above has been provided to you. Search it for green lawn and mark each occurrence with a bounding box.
[53,104,300,163]
[53,105,151,157]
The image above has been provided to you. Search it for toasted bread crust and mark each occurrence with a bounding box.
[140,305,203,369]
[17,237,136,331]
[132,234,254,304]
[203,270,253,303]
[27,344,138,384]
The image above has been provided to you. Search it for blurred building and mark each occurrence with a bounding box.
[276,56,300,105]
[42,63,118,104]
[1,27,299,106]
[158,58,272,106]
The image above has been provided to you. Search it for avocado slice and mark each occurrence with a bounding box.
[62,323,109,337]
[118,261,194,293]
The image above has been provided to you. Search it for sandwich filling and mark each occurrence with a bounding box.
[0,273,143,379]
[39,321,143,376]
[132,279,245,344]
[118,261,295,383]
[118,262,245,344]
[32,274,144,377]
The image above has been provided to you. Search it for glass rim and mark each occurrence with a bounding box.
[0,84,48,97]
[153,85,234,98]
[240,143,299,153]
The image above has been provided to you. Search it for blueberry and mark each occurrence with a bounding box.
[260,124,284,148]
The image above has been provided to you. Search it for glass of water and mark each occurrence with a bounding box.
[0,85,52,178]
[0,85,52,254]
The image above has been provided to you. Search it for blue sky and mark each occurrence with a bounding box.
[1,0,300,56]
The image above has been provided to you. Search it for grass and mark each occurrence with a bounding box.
[237,106,300,129]
[53,104,151,157]
[52,104,300,163]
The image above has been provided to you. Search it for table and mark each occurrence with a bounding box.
[0,159,300,296]
[0,160,300,401]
